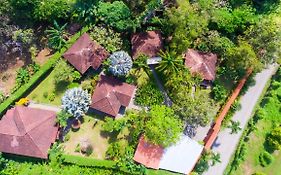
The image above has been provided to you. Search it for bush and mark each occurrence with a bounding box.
[53,59,75,84]
[106,142,122,160]
[266,127,281,151]
[89,26,123,53]
[135,82,164,106]
[212,80,228,102]
[259,151,274,167]
[33,0,71,22]
[48,92,56,102]
[0,91,6,104]
[56,110,72,127]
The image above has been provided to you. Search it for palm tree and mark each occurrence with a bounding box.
[228,120,242,134]
[211,152,221,166]
[45,20,68,50]
[157,50,184,76]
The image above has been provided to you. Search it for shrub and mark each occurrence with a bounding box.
[56,110,72,128]
[212,81,228,102]
[53,59,75,84]
[259,151,274,167]
[12,29,35,45]
[108,51,132,77]
[81,80,94,94]
[43,92,49,99]
[0,91,6,104]
[106,142,122,160]
[33,0,71,22]
[74,144,81,152]
[48,92,56,102]
[61,88,91,118]
[135,82,164,106]
[67,82,80,89]
[89,26,123,53]
[266,127,281,151]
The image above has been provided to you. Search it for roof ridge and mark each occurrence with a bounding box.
[13,107,26,136]
[26,115,56,157]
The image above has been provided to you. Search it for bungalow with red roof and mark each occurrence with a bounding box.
[134,135,203,174]
[63,33,109,74]
[90,75,136,117]
[0,106,59,159]
[131,30,164,61]
[184,49,217,86]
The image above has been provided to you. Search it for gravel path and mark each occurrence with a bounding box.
[204,64,279,175]
[28,102,61,112]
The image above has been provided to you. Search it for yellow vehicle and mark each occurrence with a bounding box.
[16,98,30,106]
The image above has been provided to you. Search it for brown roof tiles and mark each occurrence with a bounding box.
[91,75,136,117]
[184,49,217,81]
[0,106,59,159]
[63,33,109,74]
[131,31,164,59]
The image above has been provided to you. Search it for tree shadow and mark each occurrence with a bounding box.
[54,81,69,95]
[263,133,275,154]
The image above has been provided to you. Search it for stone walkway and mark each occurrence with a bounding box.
[203,64,279,175]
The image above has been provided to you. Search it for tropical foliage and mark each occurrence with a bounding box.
[266,127,281,151]
[95,1,135,32]
[61,88,91,118]
[89,26,123,53]
[56,110,72,128]
[45,21,68,50]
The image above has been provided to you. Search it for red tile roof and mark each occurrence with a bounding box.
[63,33,109,74]
[184,49,217,81]
[0,106,58,159]
[133,136,164,169]
[91,75,136,117]
[131,31,164,59]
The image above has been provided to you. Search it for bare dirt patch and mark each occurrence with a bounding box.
[0,58,24,94]
[35,48,52,65]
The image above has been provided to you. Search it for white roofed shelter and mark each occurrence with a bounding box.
[159,135,204,174]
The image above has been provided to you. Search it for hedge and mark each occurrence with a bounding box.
[62,154,116,168]
[62,154,180,175]
[0,26,90,116]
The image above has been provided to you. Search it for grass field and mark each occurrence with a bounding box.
[229,70,281,175]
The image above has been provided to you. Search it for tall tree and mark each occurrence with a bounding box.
[144,105,183,147]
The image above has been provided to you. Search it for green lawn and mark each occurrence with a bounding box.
[230,73,281,175]
[27,69,68,106]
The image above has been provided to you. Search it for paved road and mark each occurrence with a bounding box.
[204,64,279,175]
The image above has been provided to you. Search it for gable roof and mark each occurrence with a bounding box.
[63,33,109,74]
[184,49,217,81]
[0,106,58,159]
[131,31,164,59]
[133,136,164,169]
[91,75,136,117]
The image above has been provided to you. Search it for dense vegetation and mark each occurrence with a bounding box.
[0,0,280,174]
